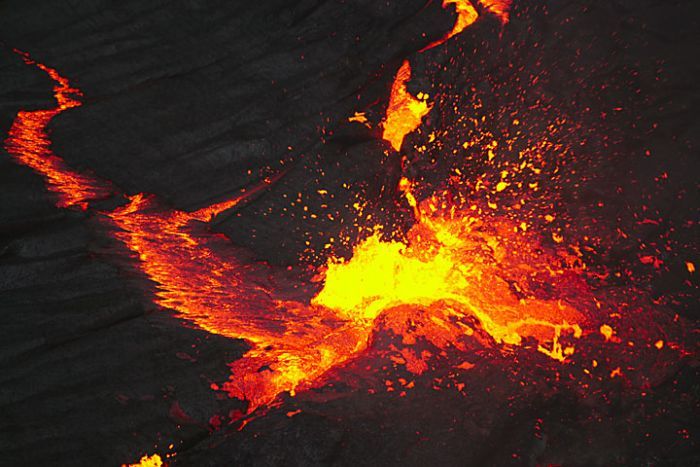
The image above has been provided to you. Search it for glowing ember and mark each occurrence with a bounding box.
[381,60,432,151]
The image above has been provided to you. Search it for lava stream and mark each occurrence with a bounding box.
[4,50,111,209]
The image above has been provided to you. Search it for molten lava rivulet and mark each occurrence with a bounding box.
[4,0,694,464]
[4,50,111,210]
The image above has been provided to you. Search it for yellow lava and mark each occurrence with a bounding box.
[313,197,585,361]
[123,454,163,467]
[381,60,432,151]
[422,0,479,51]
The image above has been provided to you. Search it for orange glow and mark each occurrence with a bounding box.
[421,0,511,52]
[600,324,614,341]
[422,0,479,52]
[107,191,376,413]
[123,453,163,467]
[478,0,512,25]
[314,195,586,363]
[4,24,588,420]
[3,51,110,210]
[381,60,432,151]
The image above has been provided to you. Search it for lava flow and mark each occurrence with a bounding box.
[4,50,111,209]
[3,2,693,462]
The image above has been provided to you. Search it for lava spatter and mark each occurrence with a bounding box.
[382,0,512,151]
[381,60,432,152]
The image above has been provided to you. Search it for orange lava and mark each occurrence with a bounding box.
[6,0,686,440]
[3,51,110,210]
[420,0,510,52]
[381,60,432,151]
[421,0,479,52]
[4,50,589,416]
[314,193,587,362]
[107,192,373,412]
[2,2,580,417]
[478,0,512,24]
[382,0,512,151]
[123,453,163,467]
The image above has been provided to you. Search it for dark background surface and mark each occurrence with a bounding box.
[1,1,698,465]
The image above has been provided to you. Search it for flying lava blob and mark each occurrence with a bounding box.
[381,0,512,151]
[381,60,432,152]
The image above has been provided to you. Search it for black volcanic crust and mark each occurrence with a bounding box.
[0,1,698,466]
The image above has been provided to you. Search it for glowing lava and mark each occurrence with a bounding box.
[123,453,163,467]
[421,0,479,52]
[478,0,512,24]
[4,50,111,210]
[382,0,512,151]
[314,193,586,362]
[4,2,690,460]
[107,192,373,412]
[2,1,581,417]
[381,60,432,151]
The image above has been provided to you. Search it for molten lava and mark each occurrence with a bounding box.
[382,0,512,151]
[123,453,163,467]
[421,0,479,52]
[381,60,432,151]
[478,0,512,24]
[313,196,586,362]
[107,192,373,412]
[4,50,110,210]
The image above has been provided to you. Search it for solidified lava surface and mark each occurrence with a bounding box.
[0,1,698,466]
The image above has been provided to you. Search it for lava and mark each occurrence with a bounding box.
[381,60,432,151]
[421,0,479,52]
[123,453,163,467]
[382,0,512,150]
[478,0,512,24]
[3,0,694,462]
[313,194,586,362]
[4,50,111,210]
[0,1,606,418]
[107,192,373,412]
